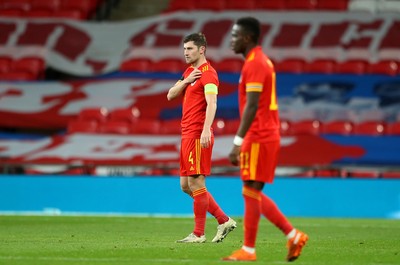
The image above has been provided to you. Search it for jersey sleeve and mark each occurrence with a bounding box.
[201,69,219,95]
[244,60,270,93]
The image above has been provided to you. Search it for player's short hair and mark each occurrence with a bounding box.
[183,32,207,49]
[236,17,260,44]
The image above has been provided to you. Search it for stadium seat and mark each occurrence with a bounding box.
[53,9,85,20]
[25,9,52,18]
[316,0,349,10]
[275,58,306,74]
[0,0,31,11]
[279,120,291,136]
[11,57,45,79]
[257,0,285,10]
[386,122,400,135]
[353,121,386,135]
[305,59,336,74]
[0,57,12,73]
[0,71,35,81]
[31,0,61,12]
[109,107,140,123]
[321,120,354,135]
[367,60,399,76]
[284,0,317,10]
[160,119,182,135]
[120,58,153,73]
[223,119,240,134]
[130,119,161,134]
[152,58,185,73]
[213,118,226,135]
[165,0,195,11]
[215,58,243,73]
[194,0,224,11]
[289,120,321,135]
[381,171,400,179]
[99,120,130,134]
[0,9,23,17]
[67,120,99,134]
[60,0,97,19]
[335,59,368,75]
[225,0,255,10]
[78,107,109,123]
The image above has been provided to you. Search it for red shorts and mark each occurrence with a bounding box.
[180,137,213,177]
[240,140,280,183]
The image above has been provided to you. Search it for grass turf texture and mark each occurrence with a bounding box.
[0,216,399,265]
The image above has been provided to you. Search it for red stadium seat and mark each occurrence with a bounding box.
[11,57,45,79]
[99,120,130,134]
[165,0,195,11]
[353,121,386,136]
[386,122,400,135]
[275,58,306,74]
[316,0,349,10]
[381,171,400,179]
[160,119,182,135]
[120,58,153,73]
[67,120,99,134]
[78,107,109,123]
[257,0,285,10]
[53,9,85,20]
[130,119,161,134]
[31,0,61,12]
[321,120,354,135]
[195,0,224,11]
[279,120,291,136]
[213,118,226,135]
[0,71,35,81]
[60,0,97,19]
[0,56,12,73]
[223,119,240,134]
[152,58,185,73]
[0,0,31,11]
[290,120,321,135]
[368,60,399,76]
[335,59,368,75]
[25,9,52,18]
[215,58,243,73]
[284,0,317,10]
[225,0,255,10]
[305,59,336,74]
[109,107,140,123]
[0,8,23,16]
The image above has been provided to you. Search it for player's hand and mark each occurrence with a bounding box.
[200,129,211,148]
[185,68,202,84]
[229,145,241,166]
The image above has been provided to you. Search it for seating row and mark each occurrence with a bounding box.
[0,56,45,81]
[165,0,350,12]
[0,0,102,20]
[68,107,400,136]
[120,57,400,76]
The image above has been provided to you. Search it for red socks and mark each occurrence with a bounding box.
[192,187,209,237]
[207,192,229,224]
[242,186,262,248]
[260,193,293,235]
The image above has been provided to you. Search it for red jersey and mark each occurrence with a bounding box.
[238,46,280,143]
[181,61,219,138]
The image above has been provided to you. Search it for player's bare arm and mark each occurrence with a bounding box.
[201,92,217,148]
[229,91,260,166]
[167,69,202,101]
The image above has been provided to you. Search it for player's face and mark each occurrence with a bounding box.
[230,24,247,55]
[183,41,202,65]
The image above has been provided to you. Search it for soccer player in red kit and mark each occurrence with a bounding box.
[222,17,308,261]
[167,33,236,243]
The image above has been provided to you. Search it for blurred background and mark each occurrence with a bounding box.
[0,0,399,218]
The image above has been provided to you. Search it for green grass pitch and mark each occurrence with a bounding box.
[0,215,399,265]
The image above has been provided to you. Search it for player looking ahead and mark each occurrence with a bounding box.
[222,17,309,261]
[167,32,236,243]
